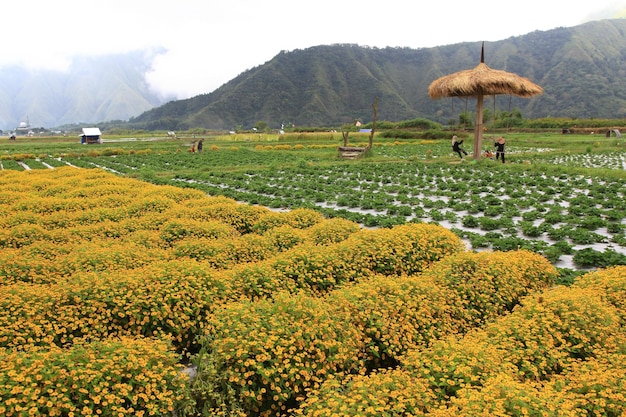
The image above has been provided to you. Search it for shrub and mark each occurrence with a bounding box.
[399,270,626,415]
[192,292,366,416]
[203,203,268,234]
[267,244,368,296]
[0,240,170,285]
[263,225,308,251]
[328,275,458,368]
[281,208,325,229]
[306,217,360,245]
[421,250,558,328]
[251,208,324,234]
[483,286,622,380]
[227,223,464,299]
[174,233,277,268]
[430,373,561,417]
[547,353,626,416]
[159,218,239,246]
[0,260,235,354]
[402,334,516,403]
[345,223,465,276]
[251,211,291,233]
[0,337,193,417]
[573,265,626,322]
[296,369,436,417]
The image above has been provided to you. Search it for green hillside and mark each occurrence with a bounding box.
[129,19,626,130]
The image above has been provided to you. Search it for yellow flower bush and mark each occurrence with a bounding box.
[172,224,321,268]
[421,250,558,328]
[328,275,459,368]
[267,244,368,296]
[344,224,465,276]
[420,277,626,413]
[296,370,436,417]
[280,208,325,229]
[305,217,361,245]
[226,262,301,299]
[197,202,268,234]
[174,233,277,268]
[192,292,367,417]
[430,373,564,417]
[0,240,170,285]
[572,265,626,322]
[262,225,308,252]
[253,208,325,234]
[0,259,235,354]
[483,286,622,380]
[0,337,193,416]
[432,353,626,416]
[221,223,461,299]
[295,267,626,417]
[158,218,239,246]
[251,211,293,234]
[547,352,626,416]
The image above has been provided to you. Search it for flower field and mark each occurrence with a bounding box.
[1,166,625,416]
[4,132,626,271]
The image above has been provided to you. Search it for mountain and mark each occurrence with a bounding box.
[130,19,626,130]
[3,19,626,132]
[0,50,167,131]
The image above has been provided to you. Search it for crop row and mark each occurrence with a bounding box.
[49,149,626,269]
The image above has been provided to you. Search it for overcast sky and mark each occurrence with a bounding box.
[2,1,626,100]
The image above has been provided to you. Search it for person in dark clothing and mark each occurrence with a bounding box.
[494,137,506,163]
[197,139,204,153]
[452,135,468,159]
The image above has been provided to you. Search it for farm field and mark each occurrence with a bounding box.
[2,130,626,271]
[1,130,626,416]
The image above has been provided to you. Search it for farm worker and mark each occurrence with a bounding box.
[197,139,204,153]
[494,137,506,163]
[452,135,468,159]
[190,143,196,153]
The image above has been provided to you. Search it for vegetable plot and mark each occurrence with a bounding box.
[4,138,626,270]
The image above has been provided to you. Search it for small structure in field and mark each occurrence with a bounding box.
[80,127,102,144]
[338,97,378,159]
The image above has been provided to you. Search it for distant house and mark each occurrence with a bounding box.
[80,127,102,144]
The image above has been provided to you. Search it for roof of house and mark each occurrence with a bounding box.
[82,127,101,136]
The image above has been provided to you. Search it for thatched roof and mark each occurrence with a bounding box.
[428,62,543,99]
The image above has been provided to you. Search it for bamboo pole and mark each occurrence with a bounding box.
[474,94,484,160]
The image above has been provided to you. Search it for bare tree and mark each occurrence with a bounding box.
[368,96,378,149]
[341,128,349,147]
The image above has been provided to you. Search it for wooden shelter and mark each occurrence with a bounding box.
[428,44,543,159]
[80,127,102,144]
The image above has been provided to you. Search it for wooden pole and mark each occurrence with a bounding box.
[474,94,484,160]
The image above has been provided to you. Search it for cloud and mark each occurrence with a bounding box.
[2,0,626,100]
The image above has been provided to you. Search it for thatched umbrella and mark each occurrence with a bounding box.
[428,44,543,160]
